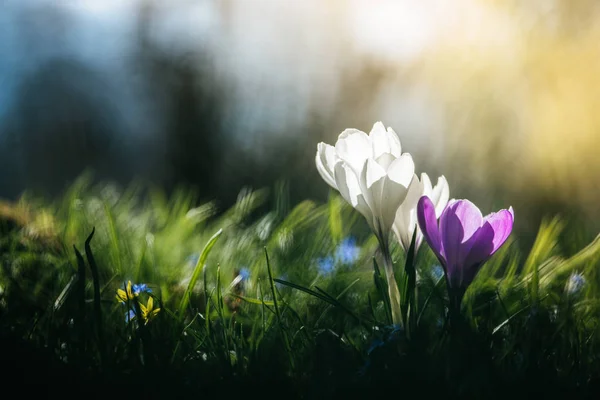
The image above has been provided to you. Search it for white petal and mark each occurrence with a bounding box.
[369,122,389,159]
[431,175,450,217]
[393,211,422,252]
[370,121,387,135]
[378,176,409,235]
[334,161,373,227]
[333,161,359,207]
[403,174,425,211]
[362,159,410,236]
[393,174,424,251]
[392,212,411,251]
[322,143,338,172]
[356,158,381,217]
[420,173,433,196]
[386,127,402,157]
[393,209,409,250]
[334,128,371,173]
[364,158,387,190]
[386,154,415,188]
[315,143,337,189]
[375,153,395,171]
[392,175,422,250]
[370,122,402,159]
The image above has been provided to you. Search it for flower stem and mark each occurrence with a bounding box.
[402,229,418,339]
[380,238,403,327]
[447,285,466,333]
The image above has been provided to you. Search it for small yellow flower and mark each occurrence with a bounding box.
[116,281,135,303]
[139,296,160,324]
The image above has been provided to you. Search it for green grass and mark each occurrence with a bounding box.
[1,175,600,398]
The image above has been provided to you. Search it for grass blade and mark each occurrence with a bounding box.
[273,278,335,305]
[228,293,275,307]
[84,228,106,367]
[264,248,294,371]
[178,229,223,319]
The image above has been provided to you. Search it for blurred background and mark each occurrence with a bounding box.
[1,0,600,240]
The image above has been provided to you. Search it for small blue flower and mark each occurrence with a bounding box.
[317,256,335,275]
[132,283,151,296]
[239,267,251,281]
[335,237,360,265]
[567,272,585,294]
[125,308,136,323]
[431,265,444,281]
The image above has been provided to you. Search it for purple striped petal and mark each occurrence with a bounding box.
[421,196,515,289]
[485,207,514,254]
[417,196,445,265]
[459,206,514,287]
[460,223,496,285]
[439,200,483,277]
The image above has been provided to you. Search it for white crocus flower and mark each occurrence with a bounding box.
[316,121,415,326]
[393,173,449,253]
[316,121,415,242]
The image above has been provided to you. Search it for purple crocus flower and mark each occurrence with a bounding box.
[417,196,514,289]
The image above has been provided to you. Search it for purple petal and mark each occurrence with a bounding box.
[439,200,483,276]
[485,207,514,254]
[460,223,496,286]
[417,196,445,265]
[459,207,514,287]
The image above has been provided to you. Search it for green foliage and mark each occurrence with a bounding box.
[1,178,600,396]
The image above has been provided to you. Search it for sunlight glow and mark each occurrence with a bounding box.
[65,0,130,16]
